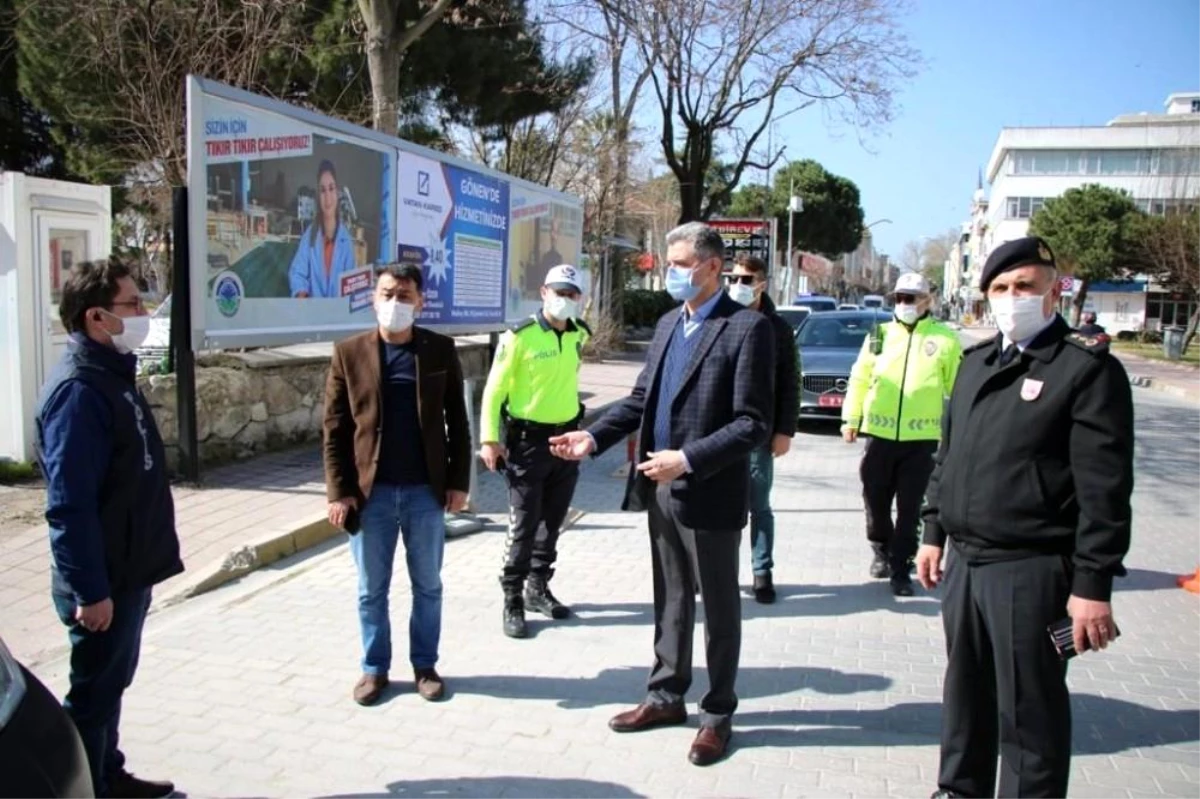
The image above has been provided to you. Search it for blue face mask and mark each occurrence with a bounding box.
[666,265,702,302]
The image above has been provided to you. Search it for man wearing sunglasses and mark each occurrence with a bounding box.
[725,256,798,604]
[841,272,962,596]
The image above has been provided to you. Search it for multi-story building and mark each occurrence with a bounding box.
[968,92,1200,332]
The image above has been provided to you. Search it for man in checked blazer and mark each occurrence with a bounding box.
[550,221,775,766]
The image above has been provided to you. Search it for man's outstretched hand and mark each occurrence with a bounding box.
[549,431,595,461]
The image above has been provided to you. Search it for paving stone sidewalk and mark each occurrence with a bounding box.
[0,355,646,666]
[30,389,1200,798]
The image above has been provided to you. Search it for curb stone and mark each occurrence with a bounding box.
[1128,374,1200,403]
[161,400,622,605]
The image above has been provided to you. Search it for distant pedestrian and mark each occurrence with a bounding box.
[916,236,1134,797]
[841,272,962,596]
[549,222,775,767]
[479,264,590,638]
[1077,311,1107,339]
[323,263,471,706]
[725,255,798,603]
[37,257,182,799]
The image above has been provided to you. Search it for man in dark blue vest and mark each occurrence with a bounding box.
[36,258,183,799]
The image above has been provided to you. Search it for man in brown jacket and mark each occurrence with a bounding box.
[323,263,471,706]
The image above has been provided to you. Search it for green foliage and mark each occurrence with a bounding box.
[0,459,37,483]
[726,160,864,257]
[1028,184,1143,284]
[622,289,679,328]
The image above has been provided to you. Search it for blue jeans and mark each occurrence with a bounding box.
[51,585,152,798]
[349,483,445,674]
[748,445,775,575]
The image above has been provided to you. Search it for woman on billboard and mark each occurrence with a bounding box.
[289,159,358,298]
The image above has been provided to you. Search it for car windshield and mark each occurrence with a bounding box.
[796,314,881,348]
[795,299,837,313]
[776,308,810,329]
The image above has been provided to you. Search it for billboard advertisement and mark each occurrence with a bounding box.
[396,152,509,325]
[507,184,585,320]
[709,218,772,268]
[187,77,583,349]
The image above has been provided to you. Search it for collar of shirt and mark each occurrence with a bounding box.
[1002,313,1058,352]
[680,289,723,336]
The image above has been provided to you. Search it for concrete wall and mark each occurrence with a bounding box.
[140,339,491,474]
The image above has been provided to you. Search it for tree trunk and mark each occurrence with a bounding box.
[1183,304,1200,356]
[1070,280,1088,327]
[365,37,401,136]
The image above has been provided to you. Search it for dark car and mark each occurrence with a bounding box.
[795,310,892,421]
[774,305,812,332]
[0,637,94,797]
[791,294,839,314]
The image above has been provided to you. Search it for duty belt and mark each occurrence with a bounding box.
[506,416,579,440]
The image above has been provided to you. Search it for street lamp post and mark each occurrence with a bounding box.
[785,181,803,298]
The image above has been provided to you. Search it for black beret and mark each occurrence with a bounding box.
[980,236,1056,292]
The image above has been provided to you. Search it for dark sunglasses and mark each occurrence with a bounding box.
[894,294,919,305]
[726,275,758,286]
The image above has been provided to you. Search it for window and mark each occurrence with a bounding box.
[1008,148,1200,176]
[1191,99,1200,113]
[1147,298,1161,320]
[1004,196,1047,219]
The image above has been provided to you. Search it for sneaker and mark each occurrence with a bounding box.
[752,572,776,604]
[105,770,175,799]
[414,667,446,701]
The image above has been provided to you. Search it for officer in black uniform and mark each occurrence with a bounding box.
[916,236,1135,799]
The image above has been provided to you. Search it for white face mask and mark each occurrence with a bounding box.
[544,294,579,321]
[894,304,921,325]
[375,299,415,333]
[990,290,1051,342]
[727,282,757,307]
[100,309,150,354]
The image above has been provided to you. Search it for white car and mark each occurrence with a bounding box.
[135,294,171,373]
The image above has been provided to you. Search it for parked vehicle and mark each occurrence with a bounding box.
[774,305,812,332]
[791,294,839,314]
[794,310,892,421]
[861,294,886,309]
[0,636,94,797]
[838,303,859,311]
[135,294,172,374]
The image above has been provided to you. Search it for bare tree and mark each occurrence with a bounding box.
[1133,209,1200,353]
[357,0,456,135]
[608,0,918,222]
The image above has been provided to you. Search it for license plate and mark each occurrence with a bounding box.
[818,395,843,408]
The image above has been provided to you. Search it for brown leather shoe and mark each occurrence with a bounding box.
[688,725,730,766]
[415,667,446,701]
[608,702,687,732]
[352,673,388,706]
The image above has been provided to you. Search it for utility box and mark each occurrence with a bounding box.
[0,173,112,463]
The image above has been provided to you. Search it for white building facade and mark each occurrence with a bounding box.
[970,92,1200,333]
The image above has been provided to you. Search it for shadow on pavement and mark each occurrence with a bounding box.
[1117,567,1193,592]
[733,693,1200,755]
[745,582,942,618]
[319,776,644,798]
[450,664,891,708]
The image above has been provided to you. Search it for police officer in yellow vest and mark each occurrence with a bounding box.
[480,264,590,638]
[841,272,962,596]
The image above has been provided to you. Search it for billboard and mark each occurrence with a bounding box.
[507,184,584,320]
[709,218,772,267]
[186,77,583,350]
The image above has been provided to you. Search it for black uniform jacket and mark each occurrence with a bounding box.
[921,316,1134,601]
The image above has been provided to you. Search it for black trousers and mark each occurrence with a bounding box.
[645,482,742,729]
[500,427,580,590]
[859,436,938,573]
[938,545,1072,798]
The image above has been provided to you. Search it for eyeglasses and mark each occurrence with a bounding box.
[726,275,758,286]
[894,294,918,305]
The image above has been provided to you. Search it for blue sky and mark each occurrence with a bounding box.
[769,0,1200,257]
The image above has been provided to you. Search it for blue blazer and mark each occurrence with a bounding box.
[288,222,357,298]
[587,292,775,530]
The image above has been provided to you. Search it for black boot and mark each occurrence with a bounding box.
[502,590,528,638]
[752,571,776,604]
[525,572,570,619]
[869,545,889,579]
[890,561,914,596]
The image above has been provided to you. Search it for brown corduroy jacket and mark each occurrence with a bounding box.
[322,327,471,505]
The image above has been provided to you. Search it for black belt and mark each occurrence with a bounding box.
[506,416,579,437]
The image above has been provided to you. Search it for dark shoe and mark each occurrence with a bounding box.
[414,667,446,701]
[891,573,915,597]
[687,725,730,766]
[106,770,175,799]
[503,600,528,638]
[869,546,890,579]
[608,702,687,732]
[352,672,389,706]
[525,577,570,619]
[930,791,962,798]
[752,572,776,604]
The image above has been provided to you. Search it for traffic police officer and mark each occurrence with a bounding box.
[842,272,962,596]
[480,264,590,639]
[916,236,1134,798]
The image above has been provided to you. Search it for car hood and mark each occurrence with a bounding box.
[797,346,859,374]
